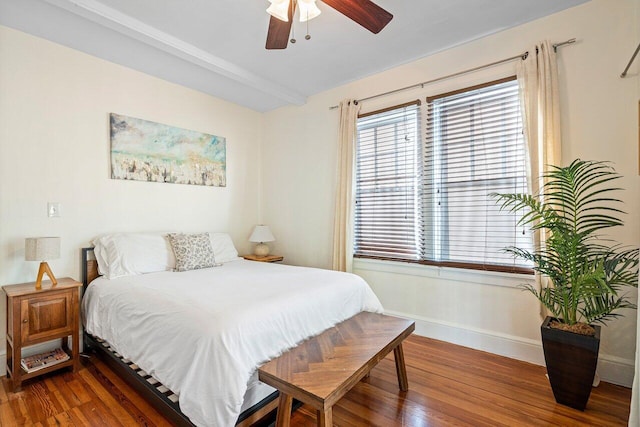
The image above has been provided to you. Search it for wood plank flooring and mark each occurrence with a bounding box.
[0,335,631,426]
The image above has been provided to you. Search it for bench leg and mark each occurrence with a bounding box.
[276,393,293,427]
[317,407,332,427]
[394,343,409,392]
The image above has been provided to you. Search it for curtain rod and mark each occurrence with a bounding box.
[329,38,576,110]
[620,41,640,78]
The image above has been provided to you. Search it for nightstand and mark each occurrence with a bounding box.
[242,254,284,263]
[3,277,82,391]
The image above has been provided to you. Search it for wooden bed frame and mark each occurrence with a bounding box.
[81,247,297,426]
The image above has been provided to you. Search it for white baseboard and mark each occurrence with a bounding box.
[598,354,636,388]
[0,351,5,377]
[385,309,634,388]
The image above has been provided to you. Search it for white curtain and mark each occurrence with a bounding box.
[517,40,562,204]
[516,40,562,317]
[332,99,361,272]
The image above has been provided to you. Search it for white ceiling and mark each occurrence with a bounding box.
[0,0,589,112]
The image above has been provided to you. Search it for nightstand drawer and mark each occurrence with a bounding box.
[20,291,74,345]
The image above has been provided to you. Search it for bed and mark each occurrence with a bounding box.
[81,232,383,427]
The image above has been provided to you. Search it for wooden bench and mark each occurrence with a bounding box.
[258,312,415,427]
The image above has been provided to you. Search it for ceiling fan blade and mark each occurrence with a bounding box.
[322,0,393,34]
[266,1,296,49]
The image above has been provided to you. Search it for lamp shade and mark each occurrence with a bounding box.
[249,226,275,243]
[25,237,60,261]
[298,0,321,22]
[267,0,290,22]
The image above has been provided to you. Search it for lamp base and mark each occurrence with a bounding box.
[254,243,270,257]
[35,262,57,290]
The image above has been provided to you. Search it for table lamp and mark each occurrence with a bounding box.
[25,237,60,289]
[249,225,275,257]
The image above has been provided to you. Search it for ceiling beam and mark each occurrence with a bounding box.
[42,0,307,106]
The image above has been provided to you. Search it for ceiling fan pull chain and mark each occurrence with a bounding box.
[305,7,311,40]
[290,6,297,44]
[289,0,298,43]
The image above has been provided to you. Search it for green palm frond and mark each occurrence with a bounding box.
[492,159,638,325]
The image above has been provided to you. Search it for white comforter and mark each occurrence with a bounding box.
[82,260,383,426]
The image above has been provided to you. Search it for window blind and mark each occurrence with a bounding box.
[423,77,533,269]
[354,101,421,260]
[354,78,533,273]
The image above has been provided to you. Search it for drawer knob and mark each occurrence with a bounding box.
[22,319,28,323]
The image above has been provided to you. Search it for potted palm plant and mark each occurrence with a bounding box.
[492,159,638,410]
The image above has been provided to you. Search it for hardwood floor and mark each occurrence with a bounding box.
[0,335,631,426]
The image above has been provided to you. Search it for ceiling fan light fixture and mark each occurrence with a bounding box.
[267,0,290,22]
[266,0,392,50]
[298,0,321,22]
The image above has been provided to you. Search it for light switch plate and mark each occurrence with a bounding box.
[48,202,61,218]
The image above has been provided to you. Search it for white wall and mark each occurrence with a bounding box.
[0,26,263,369]
[1,0,638,389]
[263,0,640,386]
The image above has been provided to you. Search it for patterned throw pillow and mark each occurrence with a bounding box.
[167,233,216,272]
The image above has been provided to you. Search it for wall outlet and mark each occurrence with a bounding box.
[47,202,61,218]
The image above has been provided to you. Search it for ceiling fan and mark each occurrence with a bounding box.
[266,0,393,50]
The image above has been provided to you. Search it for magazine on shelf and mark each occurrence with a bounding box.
[21,348,70,373]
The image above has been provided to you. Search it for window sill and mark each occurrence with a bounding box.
[352,257,536,289]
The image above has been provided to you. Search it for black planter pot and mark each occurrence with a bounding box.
[541,316,601,411]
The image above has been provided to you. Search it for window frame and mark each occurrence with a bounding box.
[353,77,534,275]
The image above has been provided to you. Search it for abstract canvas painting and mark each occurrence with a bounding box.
[110,113,226,187]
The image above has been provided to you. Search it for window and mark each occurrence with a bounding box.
[354,101,421,260]
[354,77,533,272]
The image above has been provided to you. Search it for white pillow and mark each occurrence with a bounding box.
[92,241,110,276]
[209,232,240,263]
[92,233,176,279]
